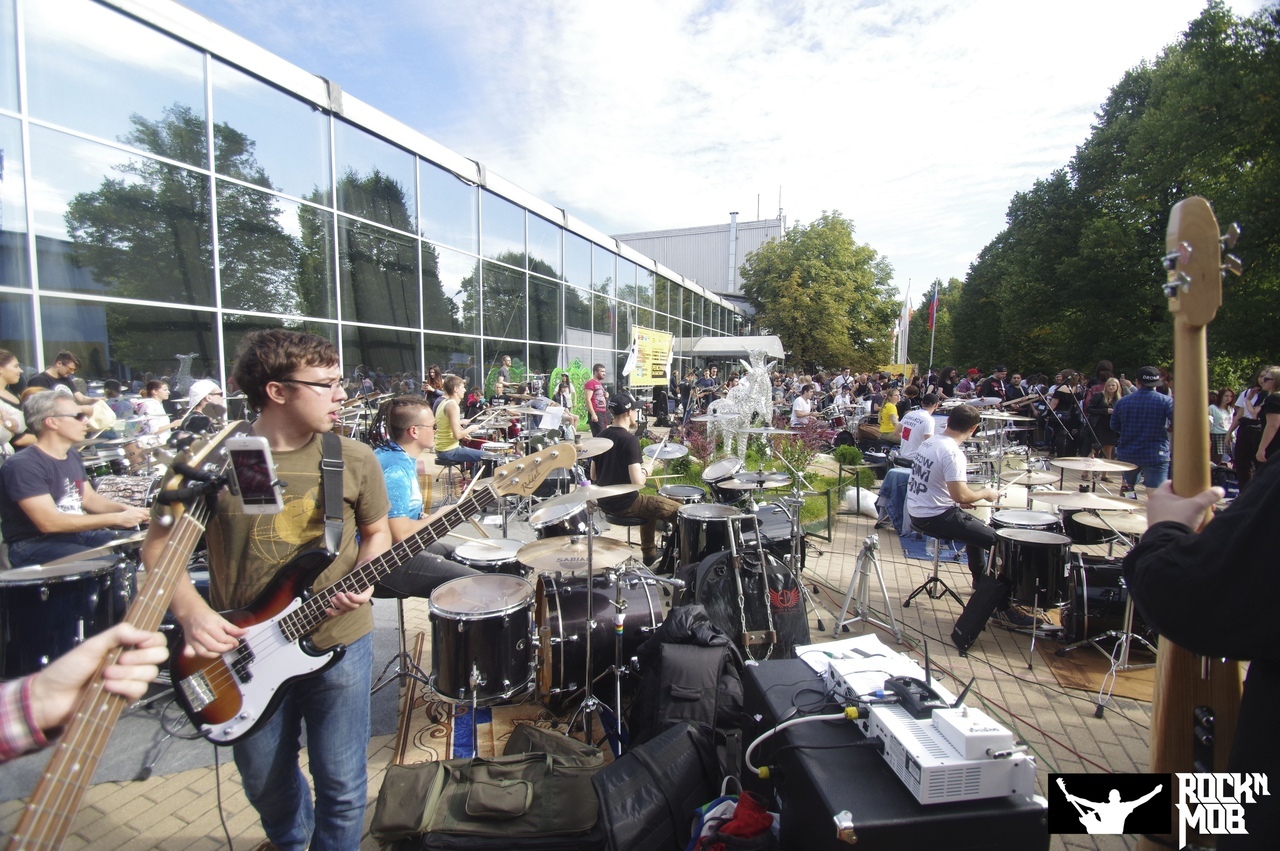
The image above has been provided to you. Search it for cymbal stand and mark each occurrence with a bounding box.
[761,496,836,632]
[835,533,902,643]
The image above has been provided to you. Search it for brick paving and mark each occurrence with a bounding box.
[1,453,1162,850]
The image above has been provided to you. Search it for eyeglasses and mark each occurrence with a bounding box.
[409,420,434,430]
[279,377,344,393]
[49,412,89,422]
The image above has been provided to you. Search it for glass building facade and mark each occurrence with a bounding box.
[0,0,738,392]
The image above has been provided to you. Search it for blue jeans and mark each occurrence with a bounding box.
[6,529,123,567]
[232,632,372,851]
[1122,462,1169,491]
[437,445,487,466]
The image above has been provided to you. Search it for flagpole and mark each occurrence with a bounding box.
[928,279,939,372]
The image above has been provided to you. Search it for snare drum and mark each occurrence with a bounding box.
[0,557,132,678]
[453,539,527,577]
[658,484,706,505]
[429,574,535,704]
[702,457,744,504]
[535,570,663,702]
[991,509,1063,534]
[990,528,1071,607]
[92,473,163,508]
[123,435,160,470]
[529,501,594,539]
[677,503,741,571]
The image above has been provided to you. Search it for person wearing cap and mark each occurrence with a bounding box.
[1110,366,1174,495]
[978,366,1009,401]
[590,392,680,566]
[183,378,225,433]
[956,369,980,396]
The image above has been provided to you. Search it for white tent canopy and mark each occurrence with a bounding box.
[672,335,785,360]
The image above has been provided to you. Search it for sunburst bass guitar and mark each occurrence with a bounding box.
[170,445,575,744]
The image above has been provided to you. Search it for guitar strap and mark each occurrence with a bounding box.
[321,431,344,555]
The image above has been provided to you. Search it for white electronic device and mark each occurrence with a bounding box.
[225,435,284,514]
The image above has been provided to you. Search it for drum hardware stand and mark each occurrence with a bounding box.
[902,532,964,608]
[1056,524,1154,678]
[835,533,902,643]
[372,596,433,696]
[764,442,836,631]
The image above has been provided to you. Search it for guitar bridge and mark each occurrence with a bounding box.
[180,671,215,711]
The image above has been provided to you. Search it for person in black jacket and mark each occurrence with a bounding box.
[1122,459,1280,849]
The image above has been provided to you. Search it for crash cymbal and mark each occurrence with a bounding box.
[691,413,737,422]
[517,536,634,572]
[733,471,792,485]
[980,411,1034,422]
[643,443,689,460]
[506,405,547,416]
[1073,510,1149,536]
[745,426,798,435]
[572,437,613,458]
[1049,457,1137,473]
[999,470,1060,486]
[42,531,149,566]
[536,482,639,512]
[1030,491,1140,511]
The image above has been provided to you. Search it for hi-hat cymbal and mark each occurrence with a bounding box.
[999,470,1059,486]
[517,535,634,572]
[644,443,689,460]
[1049,457,1137,473]
[1073,510,1149,535]
[980,411,1034,422]
[745,426,798,435]
[733,471,792,485]
[720,477,788,491]
[537,482,639,512]
[691,413,737,422]
[1031,491,1140,511]
[42,531,149,566]
[574,437,613,458]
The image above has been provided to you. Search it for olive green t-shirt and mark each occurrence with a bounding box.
[205,434,390,649]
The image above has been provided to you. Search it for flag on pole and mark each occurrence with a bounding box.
[928,288,939,330]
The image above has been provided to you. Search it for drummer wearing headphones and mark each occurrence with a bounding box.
[0,387,149,566]
[591,393,680,566]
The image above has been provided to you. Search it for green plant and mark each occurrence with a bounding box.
[832,444,863,466]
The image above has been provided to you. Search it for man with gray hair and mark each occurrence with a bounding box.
[0,387,149,565]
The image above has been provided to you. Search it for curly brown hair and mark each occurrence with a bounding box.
[233,329,339,412]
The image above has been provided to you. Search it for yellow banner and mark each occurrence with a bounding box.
[876,363,916,380]
[630,327,672,386]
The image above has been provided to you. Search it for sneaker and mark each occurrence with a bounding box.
[992,607,1039,628]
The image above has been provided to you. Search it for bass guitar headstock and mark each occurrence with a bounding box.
[1163,196,1241,328]
[489,443,578,498]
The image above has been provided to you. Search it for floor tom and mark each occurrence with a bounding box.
[428,574,535,704]
[990,528,1071,607]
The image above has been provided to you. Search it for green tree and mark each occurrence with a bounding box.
[740,211,898,372]
[906,277,962,369]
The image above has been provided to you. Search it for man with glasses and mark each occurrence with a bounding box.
[148,330,392,851]
[28,350,94,406]
[0,387,149,565]
[370,395,477,597]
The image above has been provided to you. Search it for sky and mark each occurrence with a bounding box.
[178,0,1270,310]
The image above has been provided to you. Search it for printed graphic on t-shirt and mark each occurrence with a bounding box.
[56,477,85,514]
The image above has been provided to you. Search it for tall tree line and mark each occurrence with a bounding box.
[949,2,1280,386]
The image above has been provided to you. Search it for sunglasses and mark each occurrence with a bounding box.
[49,412,89,422]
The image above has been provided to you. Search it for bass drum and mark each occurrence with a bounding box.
[429,575,535,705]
[535,570,664,704]
[1062,556,1153,644]
[691,550,809,661]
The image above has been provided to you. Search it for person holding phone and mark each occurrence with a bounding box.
[145,330,392,851]
[0,387,150,566]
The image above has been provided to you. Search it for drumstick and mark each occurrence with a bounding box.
[445,531,504,548]
[643,431,669,476]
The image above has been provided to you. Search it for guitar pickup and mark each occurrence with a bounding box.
[744,630,776,646]
[230,639,255,683]
[180,671,215,711]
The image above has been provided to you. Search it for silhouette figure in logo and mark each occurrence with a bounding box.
[1057,778,1163,834]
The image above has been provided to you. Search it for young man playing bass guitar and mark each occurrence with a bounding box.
[145,330,392,851]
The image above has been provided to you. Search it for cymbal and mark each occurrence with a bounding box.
[733,471,792,485]
[537,482,639,512]
[745,426,798,435]
[1073,510,1149,535]
[506,405,547,416]
[517,536,634,572]
[720,478,788,491]
[691,413,737,422]
[644,443,689,460]
[42,531,149,566]
[574,437,613,458]
[1030,491,1140,511]
[980,411,1034,422]
[1049,457,1137,473]
[999,470,1059,486]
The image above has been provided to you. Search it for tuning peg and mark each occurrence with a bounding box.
[1161,241,1192,273]
[1222,254,1243,277]
[1163,271,1191,299]
[1221,222,1241,250]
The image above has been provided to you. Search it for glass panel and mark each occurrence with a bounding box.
[222,313,336,391]
[481,261,525,340]
[592,244,615,300]
[637,268,654,312]
[40,295,217,383]
[614,302,633,352]
[481,190,525,266]
[338,216,418,328]
[210,59,331,205]
[342,325,420,383]
[424,332,479,384]
[218,181,336,319]
[655,275,671,317]
[31,127,214,305]
[529,275,562,346]
[0,115,28,288]
[333,119,415,231]
[637,307,654,332]
[481,339,525,396]
[565,284,591,333]
[419,160,477,254]
[565,232,591,288]
[422,242,475,335]
[527,214,562,279]
[617,259,638,305]
[25,0,205,165]
[682,287,696,331]
[0,291,35,372]
[0,0,16,112]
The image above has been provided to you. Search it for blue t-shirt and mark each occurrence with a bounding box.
[374,443,421,520]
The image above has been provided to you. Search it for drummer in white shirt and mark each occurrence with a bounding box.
[896,392,940,466]
[790,384,816,428]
